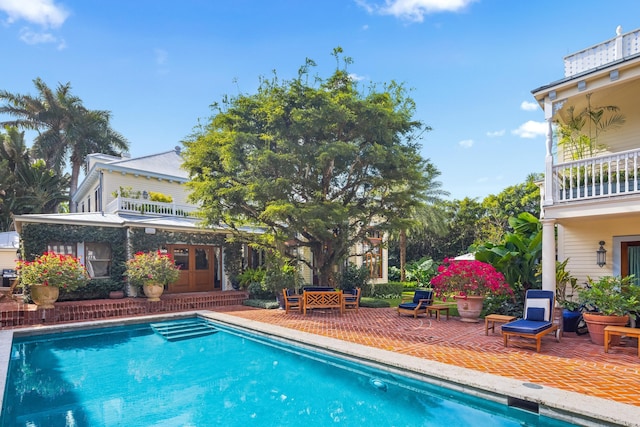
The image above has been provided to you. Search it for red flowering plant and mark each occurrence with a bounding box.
[125,250,180,287]
[16,252,89,292]
[430,259,512,300]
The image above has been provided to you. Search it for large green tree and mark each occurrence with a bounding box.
[0,127,69,231]
[0,78,129,211]
[182,51,437,286]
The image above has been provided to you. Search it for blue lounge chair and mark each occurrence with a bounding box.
[501,289,561,352]
[397,290,433,318]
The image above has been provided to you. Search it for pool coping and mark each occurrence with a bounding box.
[1,311,638,427]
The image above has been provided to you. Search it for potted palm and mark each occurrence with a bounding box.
[578,275,640,345]
[16,252,89,309]
[125,251,180,301]
[430,259,513,323]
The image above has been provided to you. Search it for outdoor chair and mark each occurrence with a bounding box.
[397,289,433,318]
[282,288,302,314]
[501,289,561,352]
[342,288,361,312]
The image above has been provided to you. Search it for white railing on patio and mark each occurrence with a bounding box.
[105,196,201,218]
[552,148,640,203]
[564,27,640,77]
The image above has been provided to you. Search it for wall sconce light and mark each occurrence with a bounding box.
[596,241,607,268]
[142,190,149,199]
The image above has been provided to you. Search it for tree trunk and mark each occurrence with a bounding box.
[69,160,81,213]
[400,228,407,282]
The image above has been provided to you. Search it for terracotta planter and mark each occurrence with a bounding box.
[455,295,484,323]
[583,312,629,346]
[142,283,164,302]
[30,284,60,309]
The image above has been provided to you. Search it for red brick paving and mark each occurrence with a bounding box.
[214,305,640,407]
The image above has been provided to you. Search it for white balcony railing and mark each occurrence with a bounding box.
[552,148,640,203]
[564,27,640,77]
[104,196,201,218]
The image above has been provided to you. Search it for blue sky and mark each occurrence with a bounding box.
[2,0,640,200]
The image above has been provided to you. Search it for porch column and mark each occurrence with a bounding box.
[541,218,556,293]
[543,100,554,206]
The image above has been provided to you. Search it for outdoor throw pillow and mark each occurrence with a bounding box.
[526,307,546,322]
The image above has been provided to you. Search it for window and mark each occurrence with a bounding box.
[85,243,112,278]
[363,230,383,279]
[47,243,77,256]
[87,196,91,212]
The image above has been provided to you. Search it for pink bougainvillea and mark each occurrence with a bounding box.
[430,258,512,300]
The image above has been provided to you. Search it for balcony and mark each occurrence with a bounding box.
[564,27,640,77]
[551,148,640,203]
[105,196,201,218]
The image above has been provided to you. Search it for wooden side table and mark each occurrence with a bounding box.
[485,314,516,335]
[427,304,451,321]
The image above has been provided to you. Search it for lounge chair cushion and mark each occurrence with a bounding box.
[398,302,422,310]
[413,290,433,304]
[525,298,550,322]
[526,307,545,322]
[502,319,553,335]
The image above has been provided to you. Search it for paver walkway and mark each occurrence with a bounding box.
[214,305,640,407]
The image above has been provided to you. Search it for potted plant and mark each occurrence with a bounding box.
[578,275,640,345]
[16,252,89,309]
[553,259,582,332]
[430,259,512,323]
[125,250,180,301]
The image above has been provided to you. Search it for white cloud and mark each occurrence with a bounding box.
[512,120,547,139]
[0,0,69,28]
[348,73,367,82]
[357,0,477,22]
[459,139,474,148]
[486,129,505,137]
[520,101,539,111]
[19,26,65,49]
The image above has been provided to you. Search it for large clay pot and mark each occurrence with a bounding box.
[583,312,629,346]
[455,295,484,323]
[142,283,164,302]
[30,284,60,309]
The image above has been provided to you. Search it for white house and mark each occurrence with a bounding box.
[532,26,640,295]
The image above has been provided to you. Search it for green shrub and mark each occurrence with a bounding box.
[247,282,273,300]
[243,299,280,309]
[337,263,370,291]
[369,282,404,298]
[149,191,173,203]
[359,298,390,308]
[237,268,265,290]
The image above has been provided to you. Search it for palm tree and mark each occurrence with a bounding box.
[0,78,129,211]
[396,163,449,281]
[0,127,70,230]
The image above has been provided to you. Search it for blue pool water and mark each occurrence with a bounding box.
[2,318,577,426]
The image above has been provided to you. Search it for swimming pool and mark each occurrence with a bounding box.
[0,314,619,426]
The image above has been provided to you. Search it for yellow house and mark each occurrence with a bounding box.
[533,26,640,295]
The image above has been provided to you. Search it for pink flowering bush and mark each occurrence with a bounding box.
[16,252,89,291]
[430,259,512,300]
[125,250,180,287]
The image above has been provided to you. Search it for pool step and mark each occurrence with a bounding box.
[150,319,217,341]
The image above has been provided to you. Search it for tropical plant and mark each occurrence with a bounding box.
[404,258,438,288]
[0,78,129,211]
[125,250,180,287]
[473,212,542,297]
[337,262,369,291]
[237,267,266,290]
[578,275,640,318]
[16,252,89,291]
[430,259,512,300]
[556,93,625,161]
